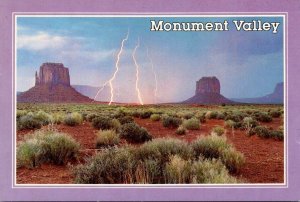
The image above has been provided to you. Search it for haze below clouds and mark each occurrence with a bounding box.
[17,16,284,103]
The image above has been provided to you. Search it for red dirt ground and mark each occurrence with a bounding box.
[16,118,284,184]
[17,163,73,184]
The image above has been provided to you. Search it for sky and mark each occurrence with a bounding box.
[16,16,284,103]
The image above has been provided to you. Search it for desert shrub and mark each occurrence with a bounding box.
[96,130,120,148]
[176,125,187,135]
[162,116,182,128]
[120,123,152,143]
[134,159,160,184]
[176,111,193,119]
[195,111,206,123]
[80,112,88,121]
[111,118,121,132]
[243,117,258,136]
[63,112,83,126]
[220,147,245,173]
[235,110,248,118]
[225,114,239,122]
[140,110,153,119]
[87,113,98,122]
[205,111,218,119]
[38,131,80,165]
[199,116,206,123]
[34,111,53,125]
[233,122,242,129]
[118,115,134,125]
[74,146,162,184]
[17,138,43,168]
[113,110,126,119]
[225,110,248,122]
[116,107,129,116]
[251,111,261,119]
[162,111,175,117]
[205,111,211,119]
[165,155,193,183]
[148,108,158,114]
[17,130,80,167]
[212,126,225,136]
[244,109,253,114]
[216,112,225,120]
[225,113,241,122]
[92,116,112,130]
[269,130,284,141]
[191,159,238,183]
[278,125,284,132]
[253,126,271,138]
[132,110,142,118]
[139,138,193,161]
[135,138,193,170]
[242,117,258,129]
[73,147,136,184]
[225,120,235,128]
[225,120,242,129]
[280,112,284,119]
[183,113,194,119]
[52,113,64,124]
[191,135,244,173]
[196,113,206,123]
[16,110,27,119]
[256,112,273,123]
[269,110,282,118]
[251,126,284,140]
[18,114,42,130]
[150,114,160,121]
[73,138,241,184]
[175,112,184,118]
[182,118,200,130]
[192,135,230,159]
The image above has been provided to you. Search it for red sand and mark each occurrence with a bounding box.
[16,118,284,184]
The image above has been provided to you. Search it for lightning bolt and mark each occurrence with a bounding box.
[146,47,158,104]
[93,31,129,104]
[132,38,144,105]
[108,31,129,105]
[93,81,109,101]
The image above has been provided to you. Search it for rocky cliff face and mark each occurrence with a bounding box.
[183,76,234,104]
[36,63,70,86]
[196,76,220,94]
[18,63,92,103]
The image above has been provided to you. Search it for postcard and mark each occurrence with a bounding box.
[0,0,299,201]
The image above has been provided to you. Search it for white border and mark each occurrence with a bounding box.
[13,13,288,188]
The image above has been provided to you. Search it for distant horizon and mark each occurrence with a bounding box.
[17,16,284,103]
[17,71,283,104]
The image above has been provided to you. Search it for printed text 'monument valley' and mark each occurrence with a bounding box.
[150,20,280,33]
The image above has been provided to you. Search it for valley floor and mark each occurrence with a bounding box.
[17,117,284,184]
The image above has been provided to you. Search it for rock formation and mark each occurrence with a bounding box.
[183,76,234,104]
[232,82,283,104]
[17,63,93,103]
[195,76,220,94]
[35,63,70,86]
[273,82,283,98]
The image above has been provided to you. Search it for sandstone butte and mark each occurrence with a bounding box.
[183,76,234,104]
[17,63,93,103]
